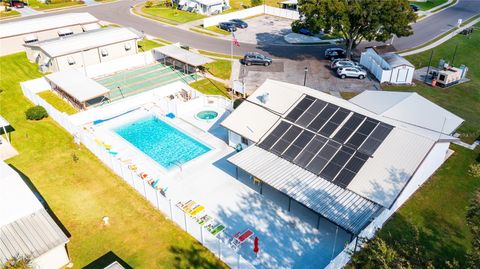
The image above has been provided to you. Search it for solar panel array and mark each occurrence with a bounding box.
[259,95,393,188]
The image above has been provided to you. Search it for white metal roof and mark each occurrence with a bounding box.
[46,70,110,103]
[25,27,143,58]
[380,53,414,68]
[221,101,280,142]
[0,208,69,264]
[349,91,464,134]
[194,0,225,6]
[0,115,9,128]
[0,161,43,227]
[346,128,435,207]
[0,13,99,39]
[223,79,457,215]
[153,44,214,66]
[228,146,382,234]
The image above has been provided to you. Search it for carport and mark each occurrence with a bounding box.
[153,45,214,76]
[46,70,110,110]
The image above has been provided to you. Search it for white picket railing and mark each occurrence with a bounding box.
[21,85,255,269]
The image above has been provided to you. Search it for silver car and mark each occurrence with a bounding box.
[330,60,360,70]
[337,67,367,79]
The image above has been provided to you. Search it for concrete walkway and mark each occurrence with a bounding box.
[453,139,479,150]
[417,0,455,20]
[14,7,43,16]
[83,0,99,6]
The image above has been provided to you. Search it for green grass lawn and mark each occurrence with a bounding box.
[409,0,448,11]
[0,9,20,18]
[137,39,164,51]
[0,52,227,268]
[190,78,231,99]
[204,59,232,80]
[141,5,205,24]
[339,92,359,100]
[38,91,77,115]
[198,50,243,60]
[204,25,231,36]
[352,22,480,268]
[385,23,480,143]
[377,145,480,267]
[28,0,84,10]
[190,27,218,37]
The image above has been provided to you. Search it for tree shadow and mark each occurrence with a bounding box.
[169,244,226,269]
[82,251,133,269]
[8,164,71,238]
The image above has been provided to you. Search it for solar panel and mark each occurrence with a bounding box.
[257,95,393,190]
[259,121,291,149]
[271,125,302,155]
[345,152,369,173]
[285,96,315,122]
[293,135,327,167]
[359,123,393,155]
[307,104,338,132]
[333,169,356,188]
[296,100,327,127]
[282,131,315,161]
[332,113,365,143]
[320,162,343,181]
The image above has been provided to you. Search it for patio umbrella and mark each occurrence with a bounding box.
[253,236,259,256]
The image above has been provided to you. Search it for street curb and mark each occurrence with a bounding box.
[399,17,480,56]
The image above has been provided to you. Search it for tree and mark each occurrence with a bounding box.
[347,237,412,269]
[251,0,262,7]
[466,189,480,268]
[295,0,417,58]
[2,256,33,269]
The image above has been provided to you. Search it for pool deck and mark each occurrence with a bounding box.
[90,101,350,269]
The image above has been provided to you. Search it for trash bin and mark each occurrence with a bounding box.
[431,79,437,87]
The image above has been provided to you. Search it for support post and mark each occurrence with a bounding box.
[260,181,263,194]
[317,214,321,229]
[288,197,292,211]
[424,50,434,83]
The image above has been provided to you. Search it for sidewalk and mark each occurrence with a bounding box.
[416,0,455,21]
[14,6,43,17]
[400,16,480,56]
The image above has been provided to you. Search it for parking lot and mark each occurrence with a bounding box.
[233,15,294,45]
[239,58,381,94]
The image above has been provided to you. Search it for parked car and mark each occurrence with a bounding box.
[230,19,248,29]
[330,60,360,70]
[410,4,420,12]
[243,52,272,66]
[337,67,367,79]
[219,22,237,32]
[298,28,314,36]
[325,47,346,60]
[11,1,25,8]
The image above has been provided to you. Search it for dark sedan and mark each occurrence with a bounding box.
[230,19,248,29]
[219,22,237,32]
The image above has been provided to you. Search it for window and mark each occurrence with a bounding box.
[24,34,38,44]
[58,28,73,37]
[124,43,131,51]
[241,136,249,145]
[101,48,108,57]
[67,57,76,65]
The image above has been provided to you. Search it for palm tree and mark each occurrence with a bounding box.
[2,256,33,269]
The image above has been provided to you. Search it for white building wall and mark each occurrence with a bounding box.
[326,142,451,269]
[202,5,298,27]
[0,24,99,56]
[227,130,252,149]
[55,48,100,72]
[32,244,69,269]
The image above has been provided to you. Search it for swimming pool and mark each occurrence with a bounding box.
[113,116,210,169]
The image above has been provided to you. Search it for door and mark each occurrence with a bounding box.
[396,67,409,83]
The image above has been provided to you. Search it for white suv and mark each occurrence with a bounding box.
[337,67,367,79]
[330,60,360,70]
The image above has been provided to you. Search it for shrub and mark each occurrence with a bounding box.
[250,0,262,7]
[145,0,153,8]
[469,163,480,178]
[25,106,48,121]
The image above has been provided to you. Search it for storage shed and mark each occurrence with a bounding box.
[360,48,415,84]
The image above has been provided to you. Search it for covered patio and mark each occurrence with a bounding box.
[46,70,110,109]
[153,44,214,76]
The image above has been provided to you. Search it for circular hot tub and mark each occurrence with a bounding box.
[196,110,218,120]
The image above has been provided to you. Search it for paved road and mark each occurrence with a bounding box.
[4,0,480,59]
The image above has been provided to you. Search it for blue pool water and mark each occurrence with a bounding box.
[113,116,210,169]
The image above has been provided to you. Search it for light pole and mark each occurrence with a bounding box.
[303,67,308,86]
